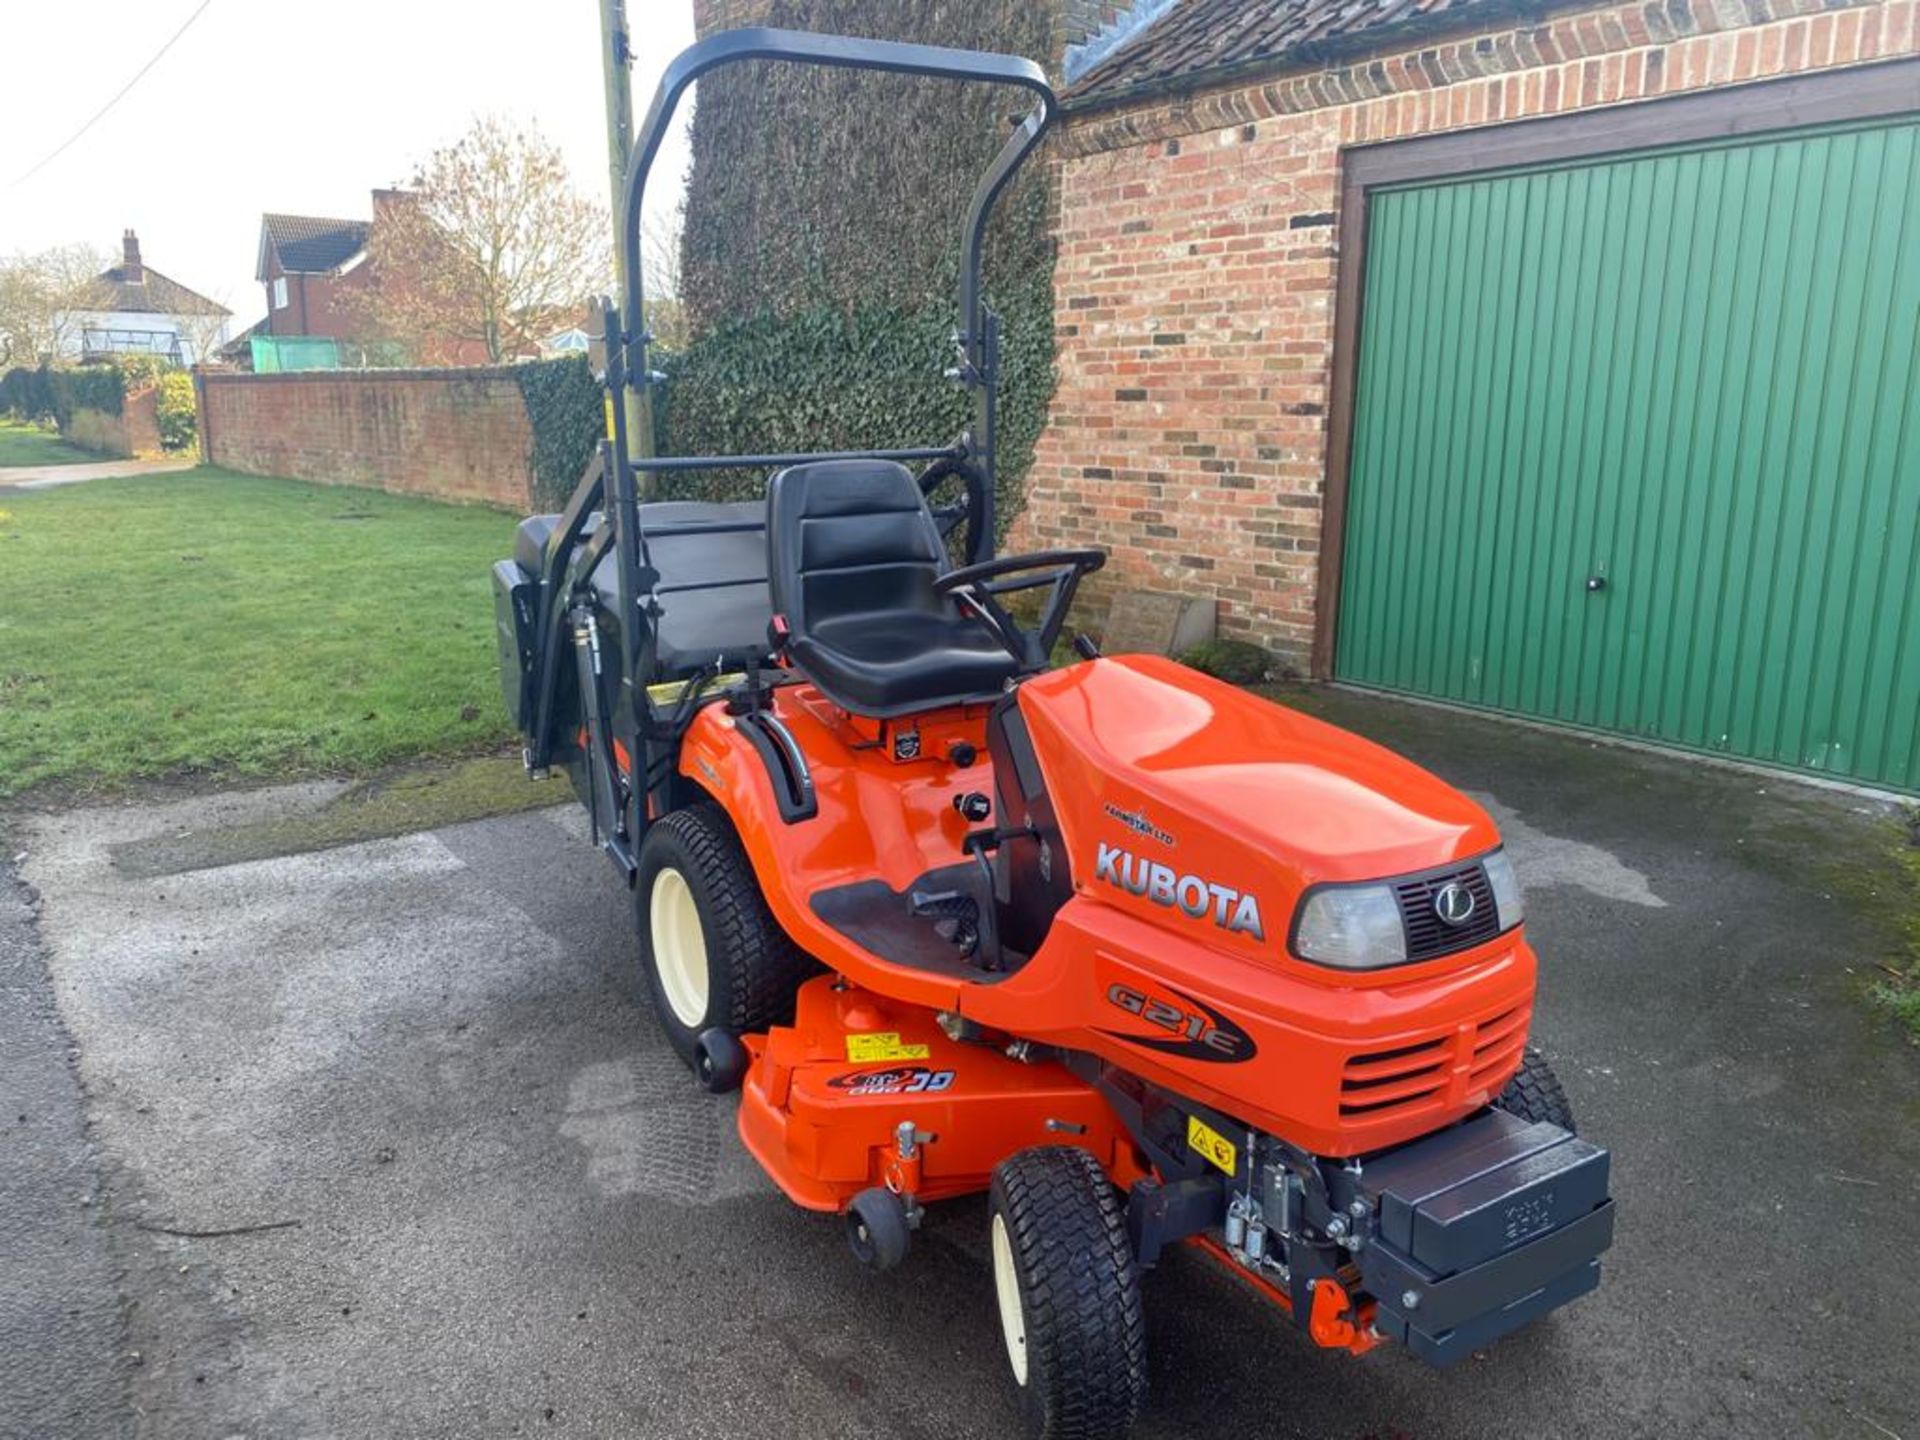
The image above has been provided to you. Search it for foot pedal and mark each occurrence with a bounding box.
[908,888,980,959]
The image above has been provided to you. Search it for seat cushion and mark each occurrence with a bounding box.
[793,612,1016,717]
[766,459,1017,718]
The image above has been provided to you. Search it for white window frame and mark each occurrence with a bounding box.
[272,276,288,310]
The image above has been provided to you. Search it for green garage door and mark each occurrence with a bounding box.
[1337,117,1920,791]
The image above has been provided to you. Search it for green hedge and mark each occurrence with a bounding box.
[1,364,128,428]
[0,365,53,422]
[665,0,1057,534]
[654,233,1052,535]
[54,366,124,424]
[515,355,604,509]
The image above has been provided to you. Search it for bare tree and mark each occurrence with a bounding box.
[174,291,235,367]
[344,117,609,365]
[640,204,687,352]
[0,244,110,366]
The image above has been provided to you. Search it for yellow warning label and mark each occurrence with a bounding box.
[845,1031,932,1063]
[1186,1115,1238,1175]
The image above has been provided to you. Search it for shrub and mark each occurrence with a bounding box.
[115,354,170,392]
[1179,638,1276,685]
[155,371,197,452]
[672,0,1056,534]
[49,365,125,427]
[514,355,604,509]
[1,365,54,421]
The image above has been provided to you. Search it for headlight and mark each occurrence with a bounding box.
[1482,847,1525,930]
[1292,884,1406,969]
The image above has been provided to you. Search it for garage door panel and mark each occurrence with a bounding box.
[1337,117,1920,791]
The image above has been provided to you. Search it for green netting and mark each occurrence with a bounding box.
[250,336,342,373]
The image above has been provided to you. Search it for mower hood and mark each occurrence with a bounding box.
[1016,655,1501,939]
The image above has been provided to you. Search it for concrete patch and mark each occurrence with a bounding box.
[106,755,562,878]
[560,1058,771,1205]
[1473,792,1667,909]
[12,708,1920,1439]
[0,458,195,491]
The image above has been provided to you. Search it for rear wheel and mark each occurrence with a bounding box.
[987,1147,1146,1440]
[1496,1048,1576,1132]
[634,804,813,1066]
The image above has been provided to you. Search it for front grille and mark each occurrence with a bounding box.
[1394,863,1501,961]
[1340,1003,1531,1121]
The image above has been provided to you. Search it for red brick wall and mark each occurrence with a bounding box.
[63,387,162,459]
[1014,0,1916,667]
[198,368,536,509]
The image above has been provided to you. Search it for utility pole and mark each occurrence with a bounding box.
[599,0,655,480]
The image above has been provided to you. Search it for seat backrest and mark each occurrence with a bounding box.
[767,459,947,635]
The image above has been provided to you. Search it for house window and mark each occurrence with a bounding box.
[272,277,288,310]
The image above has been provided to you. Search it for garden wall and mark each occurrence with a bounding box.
[65,387,160,459]
[198,368,537,509]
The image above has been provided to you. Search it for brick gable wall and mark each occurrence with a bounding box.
[1013,0,1916,667]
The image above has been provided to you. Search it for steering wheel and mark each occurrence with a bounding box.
[917,457,990,565]
[934,549,1106,671]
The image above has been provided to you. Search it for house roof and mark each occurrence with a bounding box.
[1068,0,1540,105]
[95,264,230,317]
[259,213,371,278]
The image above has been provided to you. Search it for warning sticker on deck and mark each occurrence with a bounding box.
[845,1031,931,1063]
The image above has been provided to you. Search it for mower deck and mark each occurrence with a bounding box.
[739,976,1124,1212]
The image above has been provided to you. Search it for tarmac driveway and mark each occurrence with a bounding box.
[5,693,1918,1440]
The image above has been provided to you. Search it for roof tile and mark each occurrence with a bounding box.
[1070,0,1546,103]
[262,213,371,274]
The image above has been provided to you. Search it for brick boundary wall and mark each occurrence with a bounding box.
[1011,0,1916,667]
[198,368,537,510]
[64,386,162,459]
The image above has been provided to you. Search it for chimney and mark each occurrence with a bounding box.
[370,188,414,224]
[122,229,143,283]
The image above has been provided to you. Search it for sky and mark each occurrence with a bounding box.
[1,0,697,326]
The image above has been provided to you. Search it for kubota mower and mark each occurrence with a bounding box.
[493,28,1614,1439]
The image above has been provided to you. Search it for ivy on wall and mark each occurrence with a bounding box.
[661,0,1058,532]
[515,355,606,509]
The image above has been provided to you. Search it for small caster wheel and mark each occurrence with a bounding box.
[693,1028,748,1094]
[845,1187,911,1271]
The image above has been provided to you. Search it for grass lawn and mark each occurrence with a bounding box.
[0,418,96,467]
[0,468,518,800]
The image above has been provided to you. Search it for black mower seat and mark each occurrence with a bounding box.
[512,501,773,680]
[767,459,1018,718]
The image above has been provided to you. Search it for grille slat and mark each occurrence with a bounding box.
[1339,1003,1533,1120]
[1394,864,1500,961]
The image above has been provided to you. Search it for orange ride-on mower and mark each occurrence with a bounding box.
[492,28,1614,1440]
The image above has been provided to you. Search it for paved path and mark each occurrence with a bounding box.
[0,458,196,491]
[4,697,1917,1440]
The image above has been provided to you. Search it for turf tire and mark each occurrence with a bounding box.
[1496,1047,1576,1132]
[634,803,813,1067]
[987,1146,1147,1440]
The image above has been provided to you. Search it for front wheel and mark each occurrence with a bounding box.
[1496,1047,1577,1132]
[987,1147,1147,1440]
[634,804,813,1067]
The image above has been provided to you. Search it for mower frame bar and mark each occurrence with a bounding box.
[638,445,964,473]
[530,27,1058,883]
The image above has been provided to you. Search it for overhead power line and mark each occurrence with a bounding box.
[12,0,216,186]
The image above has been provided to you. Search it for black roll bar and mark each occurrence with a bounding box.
[535,29,1057,873]
[640,445,963,474]
[620,27,1056,414]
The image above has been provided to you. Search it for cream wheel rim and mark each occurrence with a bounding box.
[649,866,709,1028]
[991,1212,1030,1387]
